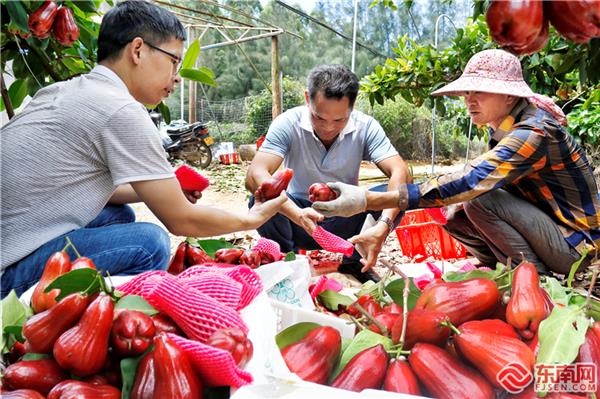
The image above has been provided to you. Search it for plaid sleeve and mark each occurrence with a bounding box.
[406,126,548,208]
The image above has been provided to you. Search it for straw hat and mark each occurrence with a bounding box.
[431,49,534,97]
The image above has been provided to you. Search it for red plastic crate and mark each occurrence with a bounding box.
[396,209,466,261]
[219,153,240,165]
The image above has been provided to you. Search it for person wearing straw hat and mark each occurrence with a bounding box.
[312,49,599,274]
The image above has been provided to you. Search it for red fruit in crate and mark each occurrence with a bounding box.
[47,380,120,399]
[52,6,79,46]
[486,0,545,54]
[280,326,341,384]
[454,326,535,388]
[174,165,209,192]
[214,248,245,264]
[31,251,72,313]
[509,385,589,398]
[53,294,114,377]
[23,292,91,353]
[592,321,600,342]
[152,334,202,399]
[330,344,389,392]
[28,0,58,39]
[6,341,26,364]
[415,278,500,326]
[391,309,451,349]
[130,352,155,399]
[368,312,401,336]
[207,327,254,367]
[506,261,549,339]
[2,358,68,395]
[382,358,421,395]
[527,332,540,357]
[186,245,213,265]
[151,313,184,336]
[347,294,383,318]
[546,1,600,44]
[254,168,293,202]
[167,241,188,275]
[71,256,96,270]
[1,390,46,399]
[239,250,261,269]
[577,328,600,397]
[409,343,495,399]
[382,302,403,314]
[111,310,156,357]
[308,182,337,203]
[459,318,520,340]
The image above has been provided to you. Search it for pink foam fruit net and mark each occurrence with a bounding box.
[175,165,210,192]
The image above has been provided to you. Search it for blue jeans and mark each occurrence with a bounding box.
[1,205,170,298]
[250,184,402,263]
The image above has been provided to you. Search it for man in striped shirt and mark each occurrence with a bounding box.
[313,50,599,274]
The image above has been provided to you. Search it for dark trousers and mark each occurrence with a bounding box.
[250,184,402,263]
[444,189,583,274]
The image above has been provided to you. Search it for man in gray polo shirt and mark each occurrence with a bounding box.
[0,1,285,298]
[246,64,411,282]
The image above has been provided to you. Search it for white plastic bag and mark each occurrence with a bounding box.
[255,256,313,309]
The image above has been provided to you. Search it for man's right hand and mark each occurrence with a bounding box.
[294,207,324,235]
[312,182,367,217]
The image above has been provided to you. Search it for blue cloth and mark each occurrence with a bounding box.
[259,106,398,200]
[250,184,402,261]
[0,205,170,298]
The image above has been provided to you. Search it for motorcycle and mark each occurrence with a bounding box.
[150,111,214,169]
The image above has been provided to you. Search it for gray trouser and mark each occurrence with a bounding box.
[443,189,582,274]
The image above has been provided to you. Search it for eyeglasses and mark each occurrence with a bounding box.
[145,41,182,74]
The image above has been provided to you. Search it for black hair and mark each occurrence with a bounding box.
[97,0,186,63]
[307,64,359,107]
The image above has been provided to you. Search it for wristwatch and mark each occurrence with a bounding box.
[377,216,394,234]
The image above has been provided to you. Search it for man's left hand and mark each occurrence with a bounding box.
[349,223,388,271]
[184,190,202,204]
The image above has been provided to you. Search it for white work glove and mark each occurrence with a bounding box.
[311,182,367,218]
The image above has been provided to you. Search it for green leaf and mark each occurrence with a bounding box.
[537,306,590,367]
[540,276,571,306]
[182,39,200,70]
[6,1,29,33]
[331,329,393,379]
[192,238,235,258]
[566,249,588,288]
[115,295,158,316]
[157,101,171,125]
[8,78,29,109]
[355,280,378,298]
[275,322,320,350]
[317,290,354,312]
[284,252,296,261]
[4,325,24,343]
[120,350,151,399]
[179,68,217,86]
[45,268,102,301]
[1,291,32,353]
[443,269,496,282]
[384,278,420,310]
[61,57,89,74]
[22,352,50,361]
[71,0,97,12]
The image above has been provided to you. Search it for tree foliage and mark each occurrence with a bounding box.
[245,77,305,137]
[362,1,600,145]
[0,0,215,121]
